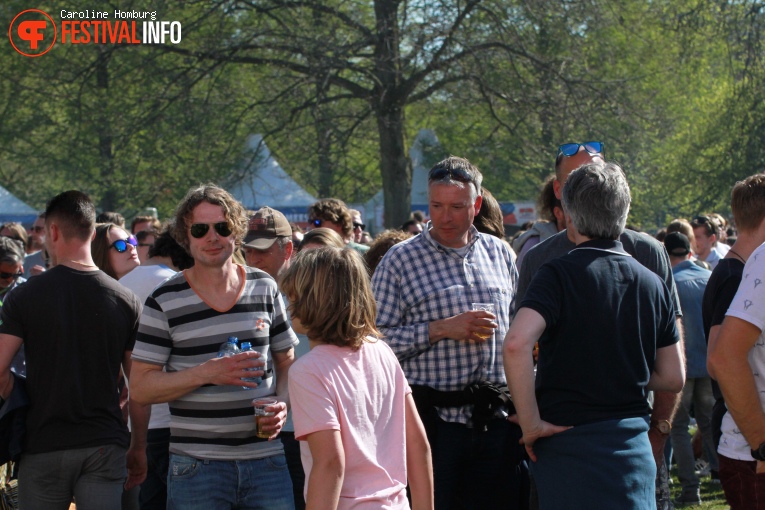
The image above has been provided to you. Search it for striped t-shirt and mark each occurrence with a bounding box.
[132,265,299,460]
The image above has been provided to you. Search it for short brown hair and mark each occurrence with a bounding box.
[666,219,695,247]
[280,247,380,349]
[307,199,353,240]
[0,222,28,246]
[364,229,412,277]
[131,215,161,233]
[731,173,765,232]
[171,184,248,253]
[298,227,345,251]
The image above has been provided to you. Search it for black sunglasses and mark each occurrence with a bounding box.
[111,236,138,253]
[0,271,22,279]
[557,141,604,158]
[429,166,475,183]
[353,222,366,230]
[190,222,232,239]
[311,219,322,228]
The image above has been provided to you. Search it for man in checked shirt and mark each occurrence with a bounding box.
[372,156,524,510]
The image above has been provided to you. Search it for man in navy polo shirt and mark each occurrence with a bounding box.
[516,142,683,509]
[505,161,684,509]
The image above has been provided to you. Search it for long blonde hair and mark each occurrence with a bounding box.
[280,247,380,349]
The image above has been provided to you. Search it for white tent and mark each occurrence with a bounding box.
[228,135,318,223]
[0,185,38,225]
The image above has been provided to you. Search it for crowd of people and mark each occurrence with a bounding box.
[0,142,762,510]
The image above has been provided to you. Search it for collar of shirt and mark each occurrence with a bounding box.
[422,223,480,256]
[570,238,629,256]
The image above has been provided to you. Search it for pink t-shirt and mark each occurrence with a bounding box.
[289,339,412,510]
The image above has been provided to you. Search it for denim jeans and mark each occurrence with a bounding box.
[670,377,718,492]
[140,428,170,510]
[18,444,126,510]
[432,417,528,510]
[167,453,294,510]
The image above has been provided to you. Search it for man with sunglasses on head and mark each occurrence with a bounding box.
[373,156,524,510]
[307,198,369,254]
[0,190,143,509]
[516,141,684,510]
[130,185,298,510]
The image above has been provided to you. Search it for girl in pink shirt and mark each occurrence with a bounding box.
[281,247,433,510]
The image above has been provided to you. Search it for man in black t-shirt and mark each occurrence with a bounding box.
[705,174,765,506]
[0,191,142,509]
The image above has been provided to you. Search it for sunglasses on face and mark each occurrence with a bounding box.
[353,222,365,231]
[556,141,604,158]
[31,226,44,233]
[189,222,232,239]
[110,236,138,253]
[0,271,22,280]
[311,219,322,228]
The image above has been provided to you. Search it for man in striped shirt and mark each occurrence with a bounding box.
[131,185,298,510]
[372,156,523,510]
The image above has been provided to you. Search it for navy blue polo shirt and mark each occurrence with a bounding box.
[520,238,680,427]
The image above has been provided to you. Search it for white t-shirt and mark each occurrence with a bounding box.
[120,264,176,430]
[289,339,411,509]
[719,242,765,460]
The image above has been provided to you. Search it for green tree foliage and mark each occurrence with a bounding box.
[1,0,256,218]
[2,0,765,230]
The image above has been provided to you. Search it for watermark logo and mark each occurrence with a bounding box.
[8,9,182,57]
[9,9,57,57]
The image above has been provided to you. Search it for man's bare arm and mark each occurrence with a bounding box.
[708,316,765,451]
[130,352,264,405]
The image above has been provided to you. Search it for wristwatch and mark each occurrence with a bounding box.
[751,442,765,461]
[650,419,671,435]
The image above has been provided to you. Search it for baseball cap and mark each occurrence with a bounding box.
[244,207,291,250]
[664,232,691,257]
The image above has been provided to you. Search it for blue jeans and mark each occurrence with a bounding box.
[432,417,528,510]
[18,444,126,510]
[167,453,294,510]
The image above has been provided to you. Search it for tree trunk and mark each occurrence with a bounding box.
[377,107,411,228]
[374,0,411,228]
[95,47,115,212]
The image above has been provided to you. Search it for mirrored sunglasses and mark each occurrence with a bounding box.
[189,222,232,239]
[110,236,138,253]
[556,141,604,158]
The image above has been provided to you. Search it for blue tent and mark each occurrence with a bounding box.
[0,185,38,225]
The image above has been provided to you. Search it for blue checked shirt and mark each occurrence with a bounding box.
[372,225,518,425]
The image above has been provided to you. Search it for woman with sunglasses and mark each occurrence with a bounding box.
[91,222,143,508]
[91,223,141,280]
